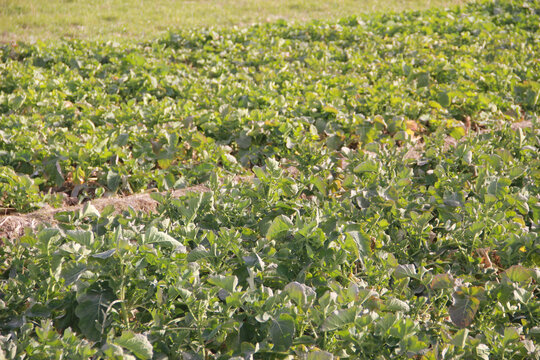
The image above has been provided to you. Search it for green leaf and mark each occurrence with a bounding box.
[376,313,398,335]
[61,262,88,285]
[270,313,295,351]
[115,331,153,360]
[36,228,60,253]
[80,203,100,218]
[307,351,334,360]
[284,281,316,307]
[389,317,417,339]
[144,226,186,252]
[10,94,26,110]
[208,275,238,293]
[344,231,371,259]
[504,265,532,283]
[187,246,211,262]
[437,91,450,107]
[236,134,252,149]
[449,126,466,140]
[252,166,267,181]
[149,192,166,203]
[393,264,417,279]
[26,303,51,318]
[66,230,94,245]
[416,72,430,88]
[353,160,378,173]
[44,159,65,187]
[311,176,327,195]
[266,215,293,240]
[451,329,469,348]
[75,290,114,341]
[107,170,121,192]
[385,297,410,312]
[91,249,116,259]
[400,334,427,355]
[502,327,519,346]
[487,178,511,197]
[321,308,357,331]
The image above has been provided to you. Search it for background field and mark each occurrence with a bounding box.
[1,0,467,42]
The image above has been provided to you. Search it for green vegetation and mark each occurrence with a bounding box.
[0,0,468,43]
[1,0,539,358]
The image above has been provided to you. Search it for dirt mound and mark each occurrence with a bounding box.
[0,185,210,240]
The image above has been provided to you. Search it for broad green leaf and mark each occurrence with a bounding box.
[321,308,357,331]
[75,290,114,341]
[107,170,122,192]
[66,230,94,245]
[144,226,186,252]
[307,351,334,360]
[451,329,469,348]
[385,297,410,312]
[284,281,316,307]
[10,94,26,110]
[26,303,51,318]
[311,176,327,195]
[449,126,466,140]
[252,166,267,181]
[44,159,65,187]
[504,265,532,283]
[115,331,153,360]
[208,275,238,293]
[61,262,89,285]
[236,134,252,149]
[91,249,116,259]
[344,231,371,259]
[400,335,427,355]
[437,91,450,107]
[393,264,417,279]
[487,178,511,197]
[149,192,166,203]
[266,215,293,240]
[353,160,378,173]
[270,313,295,351]
[502,327,519,346]
[416,72,430,88]
[36,228,60,254]
[389,317,417,339]
[107,170,121,192]
[80,203,100,218]
[187,246,211,262]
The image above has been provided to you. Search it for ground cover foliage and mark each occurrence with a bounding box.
[0,0,539,358]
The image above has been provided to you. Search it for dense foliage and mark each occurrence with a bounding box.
[0,0,539,358]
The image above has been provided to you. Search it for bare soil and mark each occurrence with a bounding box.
[0,185,210,240]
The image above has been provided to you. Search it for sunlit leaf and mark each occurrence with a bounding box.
[115,331,153,360]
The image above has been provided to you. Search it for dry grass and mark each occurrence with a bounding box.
[1,0,467,43]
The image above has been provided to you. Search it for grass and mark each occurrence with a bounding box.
[0,0,467,43]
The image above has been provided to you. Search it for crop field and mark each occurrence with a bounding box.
[0,0,539,358]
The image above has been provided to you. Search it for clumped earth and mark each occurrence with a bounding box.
[0,0,539,358]
[0,185,210,240]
